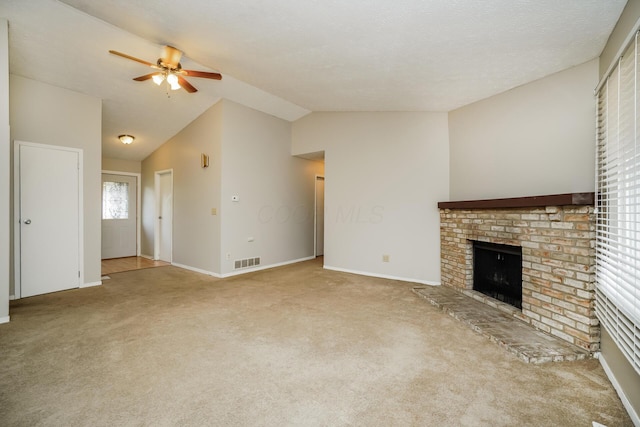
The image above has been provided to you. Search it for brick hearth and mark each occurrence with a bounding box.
[438,193,598,352]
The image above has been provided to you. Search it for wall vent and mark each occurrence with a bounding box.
[234,257,260,270]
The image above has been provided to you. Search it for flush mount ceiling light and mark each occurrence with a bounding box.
[119,134,134,145]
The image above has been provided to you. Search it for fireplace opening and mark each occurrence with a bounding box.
[473,241,522,309]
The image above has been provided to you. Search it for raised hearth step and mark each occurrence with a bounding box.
[412,285,590,364]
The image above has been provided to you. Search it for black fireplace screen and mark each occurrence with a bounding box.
[473,241,522,309]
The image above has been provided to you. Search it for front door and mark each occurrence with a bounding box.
[18,143,80,298]
[101,173,137,259]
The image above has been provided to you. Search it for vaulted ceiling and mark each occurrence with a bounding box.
[0,0,628,161]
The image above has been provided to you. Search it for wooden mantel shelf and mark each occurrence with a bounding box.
[438,192,595,210]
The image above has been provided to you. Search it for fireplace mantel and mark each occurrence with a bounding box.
[438,192,595,210]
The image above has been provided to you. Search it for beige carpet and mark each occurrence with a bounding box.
[0,258,632,426]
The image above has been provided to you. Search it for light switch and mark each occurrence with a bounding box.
[211,208,217,215]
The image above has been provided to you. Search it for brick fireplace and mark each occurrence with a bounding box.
[438,193,598,352]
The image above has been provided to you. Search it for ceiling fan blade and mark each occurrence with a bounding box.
[109,50,154,67]
[183,70,222,80]
[133,73,160,82]
[177,76,198,93]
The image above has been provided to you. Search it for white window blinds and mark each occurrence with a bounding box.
[596,32,640,375]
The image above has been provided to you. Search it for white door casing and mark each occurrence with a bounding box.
[101,173,137,259]
[154,170,173,262]
[15,142,82,298]
[315,175,325,257]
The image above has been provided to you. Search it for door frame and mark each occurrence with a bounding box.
[101,170,141,257]
[314,174,325,257]
[13,140,84,299]
[154,169,173,262]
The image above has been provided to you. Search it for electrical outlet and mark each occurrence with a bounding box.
[211,208,217,215]
[382,254,390,262]
[226,253,231,260]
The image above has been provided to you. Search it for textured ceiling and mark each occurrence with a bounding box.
[1,0,628,161]
[1,0,308,160]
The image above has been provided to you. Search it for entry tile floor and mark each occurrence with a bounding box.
[412,285,590,363]
[101,256,170,276]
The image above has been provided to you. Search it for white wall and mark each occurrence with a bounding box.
[448,59,598,200]
[220,100,322,275]
[0,20,10,321]
[597,0,640,422]
[9,75,102,289]
[600,0,640,79]
[141,101,223,273]
[141,99,321,276]
[292,112,449,284]
[102,157,141,174]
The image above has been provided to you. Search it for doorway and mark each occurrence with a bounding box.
[315,175,324,257]
[101,172,139,259]
[14,141,82,298]
[154,170,173,262]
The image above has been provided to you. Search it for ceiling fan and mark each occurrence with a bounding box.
[109,45,222,93]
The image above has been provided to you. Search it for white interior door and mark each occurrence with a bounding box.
[19,143,80,298]
[315,176,324,256]
[157,171,173,262]
[101,173,137,259]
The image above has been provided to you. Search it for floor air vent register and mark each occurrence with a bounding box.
[234,257,261,270]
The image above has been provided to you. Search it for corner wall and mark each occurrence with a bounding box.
[596,0,640,423]
[9,75,102,290]
[0,20,9,322]
[600,0,640,79]
[141,101,223,273]
[448,59,598,201]
[141,99,321,276]
[292,112,449,284]
[219,100,322,275]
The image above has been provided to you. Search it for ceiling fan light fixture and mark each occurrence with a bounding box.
[110,46,221,94]
[152,74,165,85]
[119,134,135,145]
[166,73,181,90]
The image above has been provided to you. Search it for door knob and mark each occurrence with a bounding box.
[24,219,31,224]
[158,216,162,219]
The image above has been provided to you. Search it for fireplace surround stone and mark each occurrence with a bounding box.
[438,193,598,352]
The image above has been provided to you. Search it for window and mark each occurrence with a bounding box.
[102,181,129,220]
[596,32,640,374]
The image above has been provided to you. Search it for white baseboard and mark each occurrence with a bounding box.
[140,254,154,260]
[9,294,15,301]
[599,352,640,427]
[173,256,316,278]
[219,256,315,278]
[169,258,430,285]
[323,265,440,286]
[80,281,102,288]
[0,316,10,324]
[171,262,221,278]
